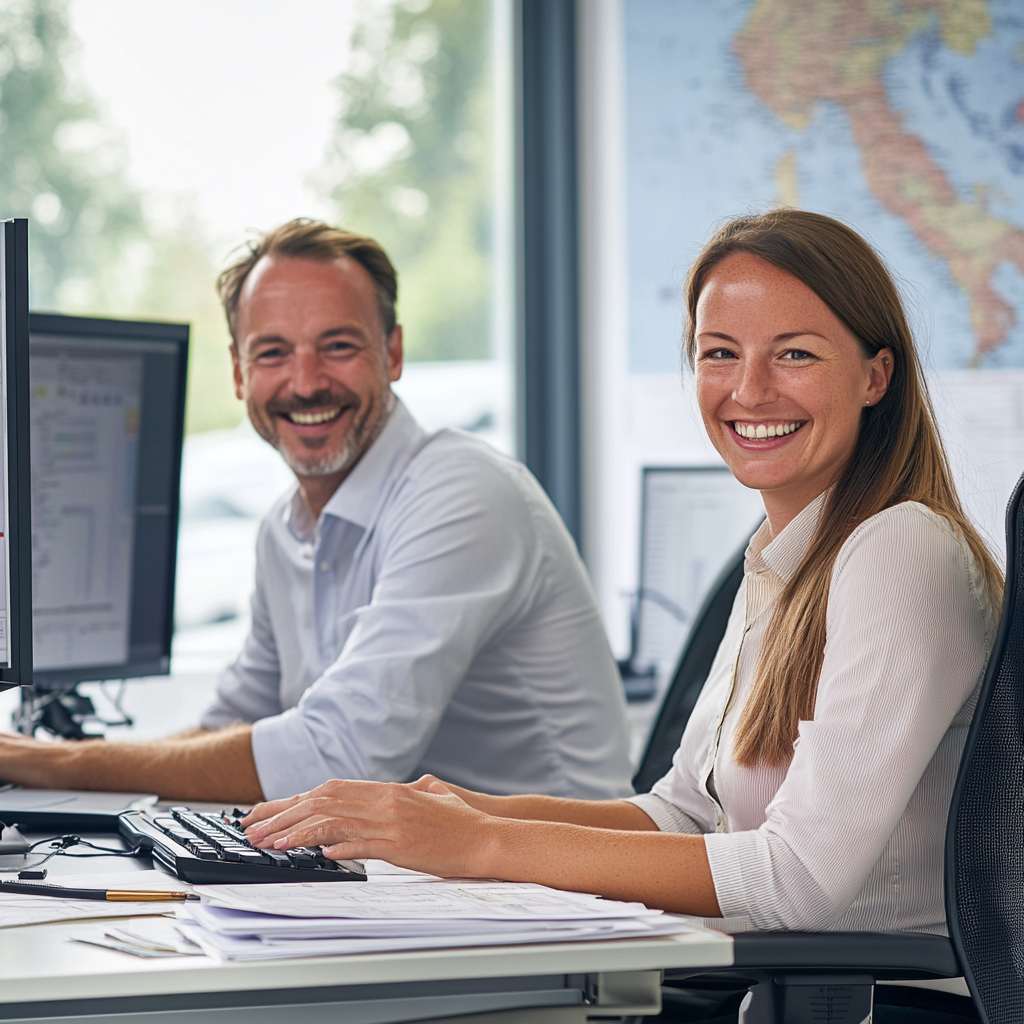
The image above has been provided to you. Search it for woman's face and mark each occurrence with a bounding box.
[694,253,893,532]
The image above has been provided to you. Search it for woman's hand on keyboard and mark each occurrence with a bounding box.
[240,775,495,878]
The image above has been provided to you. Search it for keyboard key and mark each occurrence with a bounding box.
[237,850,268,865]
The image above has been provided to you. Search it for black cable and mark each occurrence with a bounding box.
[21,834,144,869]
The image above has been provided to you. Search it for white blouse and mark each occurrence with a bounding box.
[630,493,997,934]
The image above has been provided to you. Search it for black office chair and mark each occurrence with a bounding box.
[649,476,1024,1024]
[945,470,1024,1023]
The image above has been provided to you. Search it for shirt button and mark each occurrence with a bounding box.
[319,561,330,572]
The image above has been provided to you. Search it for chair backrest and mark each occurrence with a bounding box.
[632,534,751,792]
[947,472,1024,1024]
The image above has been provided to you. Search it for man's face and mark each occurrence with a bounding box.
[232,255,403,482]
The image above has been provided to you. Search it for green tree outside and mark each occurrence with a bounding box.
[0,0,241,434]
[0,0,145,313]
[1,0,497,434]
[319,0,495,362]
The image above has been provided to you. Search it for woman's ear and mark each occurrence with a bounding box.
[866,347,894,406]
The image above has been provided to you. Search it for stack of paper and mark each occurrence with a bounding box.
[177,880,689,961]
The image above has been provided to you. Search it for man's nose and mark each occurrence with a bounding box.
[733,357,777,408]
[291,348,327,397]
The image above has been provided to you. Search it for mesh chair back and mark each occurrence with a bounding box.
[632,535,751,792]
[947,471,1024,1024]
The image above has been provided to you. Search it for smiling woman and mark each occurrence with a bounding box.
[242,212,1000,1015]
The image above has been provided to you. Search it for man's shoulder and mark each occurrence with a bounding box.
[404,430,533,494]
[383,429,555,528]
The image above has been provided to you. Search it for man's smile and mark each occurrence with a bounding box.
[283,406,345,426]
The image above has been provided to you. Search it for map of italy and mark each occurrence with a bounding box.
[735,0,1024,364]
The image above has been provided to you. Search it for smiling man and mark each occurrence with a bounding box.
[0,219,633,804]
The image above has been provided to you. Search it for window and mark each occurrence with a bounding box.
[0,0,514,699]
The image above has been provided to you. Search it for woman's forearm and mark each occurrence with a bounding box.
[243,778,719,914]
[443,786,659,830]
[474,816,721,916]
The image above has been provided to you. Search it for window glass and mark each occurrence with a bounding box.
[0,0,513,689]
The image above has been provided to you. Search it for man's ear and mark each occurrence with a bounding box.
[387,325,404,383]
[231,343,244,400]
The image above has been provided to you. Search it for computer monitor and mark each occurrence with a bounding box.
[629,466,764,692]
[0,219,34,691]
[28,313,189,691]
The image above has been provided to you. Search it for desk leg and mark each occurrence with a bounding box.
[422,970,664,1024]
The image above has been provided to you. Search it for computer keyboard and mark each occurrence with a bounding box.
[118,806,367,884]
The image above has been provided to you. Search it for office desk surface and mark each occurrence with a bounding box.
[0,833,733,1012]
[0,919,733,1007]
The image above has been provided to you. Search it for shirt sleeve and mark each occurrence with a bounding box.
[250,450,538,799]
[627,792,705,834]
[200,523,284,730]
[704,503,992,931]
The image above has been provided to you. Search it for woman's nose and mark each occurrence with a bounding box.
[733,358,777,408]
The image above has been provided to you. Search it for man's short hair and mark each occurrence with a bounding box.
[217,218,399,344]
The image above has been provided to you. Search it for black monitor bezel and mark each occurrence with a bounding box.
[0,220,33,690]
[27,311,189,690]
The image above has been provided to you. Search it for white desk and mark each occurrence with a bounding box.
[0,836,734,1024]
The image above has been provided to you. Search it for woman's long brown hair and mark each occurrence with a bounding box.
[683,209,1004,767]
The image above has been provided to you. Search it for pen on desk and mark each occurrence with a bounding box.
[0,881,196,902]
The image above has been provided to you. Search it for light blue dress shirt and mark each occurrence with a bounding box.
[202,400,634,801]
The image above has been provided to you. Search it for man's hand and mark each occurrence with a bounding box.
[0,724,263,803]
[243,775,494,878]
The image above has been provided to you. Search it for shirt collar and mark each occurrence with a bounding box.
[745,490,829,583]
[285,398,424,539]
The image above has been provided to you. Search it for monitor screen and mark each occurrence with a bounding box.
[636,466,765,682]
[28,313,188,690]
[0,219,33,690]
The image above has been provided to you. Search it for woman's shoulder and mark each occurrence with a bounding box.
[833,500,995,625]
[835,500,963,571]
[845,499,955,544]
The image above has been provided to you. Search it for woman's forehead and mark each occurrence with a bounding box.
[696,254,838,332]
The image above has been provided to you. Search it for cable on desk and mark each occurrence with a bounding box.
[21,835,146,869]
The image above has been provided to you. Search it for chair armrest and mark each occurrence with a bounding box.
[731,931,959,979]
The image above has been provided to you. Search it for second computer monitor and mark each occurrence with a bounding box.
[29,313,189,689]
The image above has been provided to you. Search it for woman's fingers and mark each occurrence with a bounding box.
[242,792,306,827]
[245,788,379,843]
[243,779,379,828]
[244,778,491,878]
[270,815,378,850]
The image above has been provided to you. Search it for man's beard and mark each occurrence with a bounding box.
[251,385,394,479]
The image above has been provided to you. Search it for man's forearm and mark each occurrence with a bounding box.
[0,725,263,803]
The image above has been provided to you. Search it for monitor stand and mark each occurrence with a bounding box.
[15,682,133,740]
